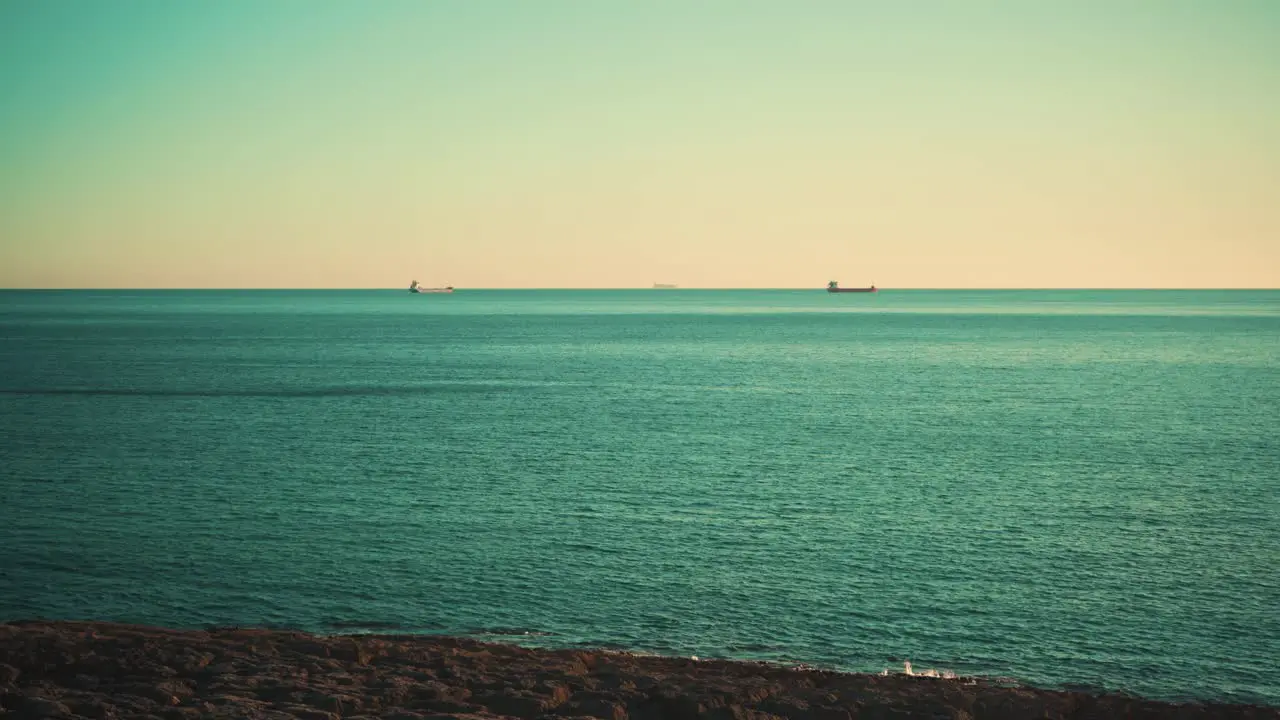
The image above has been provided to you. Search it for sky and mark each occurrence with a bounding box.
[1,1,1277,289]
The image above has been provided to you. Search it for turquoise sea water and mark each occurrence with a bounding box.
[1,289,1278,705]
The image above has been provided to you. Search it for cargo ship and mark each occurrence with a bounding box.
[827,281,876,293]
[409,280,453,294]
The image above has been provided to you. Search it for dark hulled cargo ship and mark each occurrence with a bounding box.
[827,281,876,293]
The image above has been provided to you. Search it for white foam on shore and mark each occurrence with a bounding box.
[892,660,957,679]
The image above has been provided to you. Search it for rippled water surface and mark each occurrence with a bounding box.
[2,289,1278,704]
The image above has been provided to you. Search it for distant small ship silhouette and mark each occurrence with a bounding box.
[409,280,453,294]
[652,283,677,289]
[827,281,876,293]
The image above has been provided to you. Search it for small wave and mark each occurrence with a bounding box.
[466,627,556,638]
[324,620,405,631]
[725,643,788,653]
[576,644,664,656]
[203,623,302,633]
[0,383,528,399]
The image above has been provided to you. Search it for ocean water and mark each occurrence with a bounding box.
[1,289,1277,705]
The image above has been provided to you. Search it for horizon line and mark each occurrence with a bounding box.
[3,287,1278,292]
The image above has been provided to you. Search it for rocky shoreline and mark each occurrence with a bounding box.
[1,621,1274,719]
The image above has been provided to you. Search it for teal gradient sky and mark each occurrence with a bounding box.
[2,1,1277,288]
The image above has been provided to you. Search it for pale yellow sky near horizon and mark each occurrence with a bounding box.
[1,2,1278,289]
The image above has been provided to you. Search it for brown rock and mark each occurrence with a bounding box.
[807,707,853,720]
[20,695,73,717]
[0,621,1275,720]
[475,689,553,717]
[570,694,630,719]
[287,640,333,658]
[291,709,339,720]
[542,680,573,706]
[179,653,213,672]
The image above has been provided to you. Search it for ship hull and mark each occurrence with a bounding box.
[827,287,876,293]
